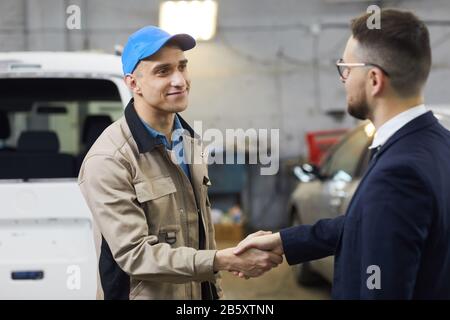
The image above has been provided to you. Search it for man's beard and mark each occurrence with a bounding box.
[347,94,371,120]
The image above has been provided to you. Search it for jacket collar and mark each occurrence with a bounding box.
[369,104,427,149]
[373,110,437,161]
[124,98,196,154]
[360,111,436,184]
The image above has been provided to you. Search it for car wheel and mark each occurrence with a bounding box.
[291,208,327,287]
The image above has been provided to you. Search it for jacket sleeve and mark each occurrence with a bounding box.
[78,154,217,284]
[359,163,433,299]
[280,215,345,265]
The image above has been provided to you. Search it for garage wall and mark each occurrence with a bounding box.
[2,0,450,228]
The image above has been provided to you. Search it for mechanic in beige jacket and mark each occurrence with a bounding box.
[78,26,282,300]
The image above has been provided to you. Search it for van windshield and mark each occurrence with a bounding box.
[0,78,124,180]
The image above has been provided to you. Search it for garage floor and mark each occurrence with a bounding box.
[217,240,332,300]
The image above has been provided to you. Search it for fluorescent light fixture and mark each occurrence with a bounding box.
[159,0,218,41]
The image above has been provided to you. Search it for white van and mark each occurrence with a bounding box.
[0,52,131,299]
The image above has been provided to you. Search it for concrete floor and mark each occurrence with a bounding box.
[217,240,332,300]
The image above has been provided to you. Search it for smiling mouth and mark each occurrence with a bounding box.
[166,90,186,96]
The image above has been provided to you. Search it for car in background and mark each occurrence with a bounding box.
[288,106,450,286]
[0,52,131,299]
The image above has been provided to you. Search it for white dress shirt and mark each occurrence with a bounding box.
[369,104,428,149]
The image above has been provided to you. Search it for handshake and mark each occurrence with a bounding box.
[213,231,284,279]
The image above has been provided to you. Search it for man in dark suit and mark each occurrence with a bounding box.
[234,9,450,299]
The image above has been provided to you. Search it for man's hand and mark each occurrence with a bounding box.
[227,231,284,279]
[234,231,284,256]
[213,245,283,278]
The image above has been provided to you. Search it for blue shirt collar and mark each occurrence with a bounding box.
[139,114,185,150]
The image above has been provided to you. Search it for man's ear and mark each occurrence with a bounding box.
[124,74,142,95]
[368,68,385,96]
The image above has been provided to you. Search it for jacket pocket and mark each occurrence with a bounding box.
[134,176,177,203]
[134,176,180,229]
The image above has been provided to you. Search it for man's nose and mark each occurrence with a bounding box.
[170,71,186,88]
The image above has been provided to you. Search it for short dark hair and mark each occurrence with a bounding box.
[351,9,431,97]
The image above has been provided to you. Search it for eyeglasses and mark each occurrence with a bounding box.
[336,58,390,81]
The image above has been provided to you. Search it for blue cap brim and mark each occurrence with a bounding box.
[167,33,196,52]
[123,33,196,75]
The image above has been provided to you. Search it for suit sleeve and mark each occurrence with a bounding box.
[359,164,433,299]
[78,154,217,284]
[280,215,345,265]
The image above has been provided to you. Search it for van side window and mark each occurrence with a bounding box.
[0,78,123,179]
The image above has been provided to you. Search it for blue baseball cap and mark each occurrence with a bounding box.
[121,26,196,75]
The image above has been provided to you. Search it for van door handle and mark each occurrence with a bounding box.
[11,271,44,280]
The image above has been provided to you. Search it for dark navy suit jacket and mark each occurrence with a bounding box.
[281,111,450,299]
